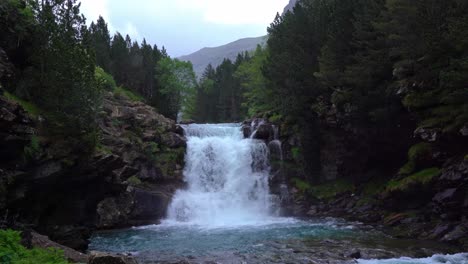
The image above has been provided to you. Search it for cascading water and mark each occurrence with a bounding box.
[89,123,467,263]
[165,123,277,227]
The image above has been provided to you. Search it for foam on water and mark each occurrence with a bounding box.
[165,123,278,228]
[357,253,468,264]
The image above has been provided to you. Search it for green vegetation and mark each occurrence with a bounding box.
[95,67,117,91]
[291,178,311,193]
[0,229,68,264]
[309,179,354,200]
[115,86,145,102]
[23,135,40,161]
[399,143,433,175]
[4,92,41,118]
[291,147,301,161]
[126,176,142,186]
[386,168,441,192]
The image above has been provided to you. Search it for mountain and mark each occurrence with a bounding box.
[178,36,267,78]
[283,0,298,14]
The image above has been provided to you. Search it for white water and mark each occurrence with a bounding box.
[358,253,468,264]
[165,123,279,227]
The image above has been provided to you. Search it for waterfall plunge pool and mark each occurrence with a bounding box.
[90,123,467,263]
[89,218,466,264]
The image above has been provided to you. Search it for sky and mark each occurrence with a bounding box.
[79,0,289,57]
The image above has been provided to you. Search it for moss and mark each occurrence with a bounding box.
[465,154,468,160]
[291,147,301,161]
[309,179,354,200]
[144,142,160,161]
[386,167,441,192]
[291,178,311,193]
[23,135,40,161]
[362,178,387,196]
[408,143,432,161]
[399,143,432,175]
[95,143,113,155]
[4,92,41,118]
[115,86,144,102]
[126,176,142,186]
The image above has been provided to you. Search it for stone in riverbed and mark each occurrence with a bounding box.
[88,251,137,264]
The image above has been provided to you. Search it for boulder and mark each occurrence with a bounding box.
[89,251,138,264]
[129,187,173,225]
[21,231,89,263]
[432,188,458,204]
[97,193,134,228]
[253,123,274,141]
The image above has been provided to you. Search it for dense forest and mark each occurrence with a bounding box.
[0,0,196,152]
[188,0,468,178]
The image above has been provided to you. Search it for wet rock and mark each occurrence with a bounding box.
[433,188,458,204]
[89,251,137,264]
[253,123,274,141]
[442,224,467,242]
[348,250,361,259]
[129,187,174,226]
[428,224,454,239]
[48,225,91,252]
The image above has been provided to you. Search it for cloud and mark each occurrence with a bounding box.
[78,0,290,56]
[174,0,287,25]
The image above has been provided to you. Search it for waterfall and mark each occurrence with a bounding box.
[165,123,277,227]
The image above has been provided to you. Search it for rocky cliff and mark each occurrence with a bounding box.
[0,90,186,251]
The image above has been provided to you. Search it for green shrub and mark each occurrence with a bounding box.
[115,87,144,102]
[95,67,117,91]
[0,229,68,264]
[386,167,441,192]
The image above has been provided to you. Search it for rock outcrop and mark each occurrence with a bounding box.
[0,91,187,251]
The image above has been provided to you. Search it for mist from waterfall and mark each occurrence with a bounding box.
[165,123,279,227]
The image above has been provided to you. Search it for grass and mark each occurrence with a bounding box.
[309,179,354,200]
[115,86,145,102]
[4,92,41,118]
[0,229,68,264]
[386,167,441,192]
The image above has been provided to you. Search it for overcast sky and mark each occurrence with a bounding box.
[79,0,289,57]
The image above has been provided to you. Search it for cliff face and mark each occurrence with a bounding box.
[264,102,468,249]
[0,91,186,251]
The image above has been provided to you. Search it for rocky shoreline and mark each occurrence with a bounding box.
[0,91,186,255]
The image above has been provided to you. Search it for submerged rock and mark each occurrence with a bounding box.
[89,251,137,264]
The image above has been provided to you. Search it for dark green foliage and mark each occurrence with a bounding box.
[95,67,117,91]
[192,53,250,123]
[0,229,68,264]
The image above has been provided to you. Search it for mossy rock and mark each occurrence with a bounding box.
[309,179,355,200]
[399,143,433,175]
[386,167,441,193]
